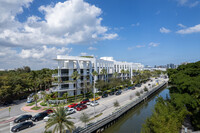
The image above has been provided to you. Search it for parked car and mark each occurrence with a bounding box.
[124,88,128,91]
[74,104,84,109]
[76,105,87,111]
[115,90,122,95]
[109,91,115,95]
[131,86,136,90]
[43,113,55,122]
[91,97,100,101]
[102,93,108,98]
[68,103,78,108]
[65,108,76,115]
[14,114,32,123]
[31,112,48,122]
[27,97,34,103]
[11,121,33,132]
[90,101,99,106]
[80,99,90,104]
[43,109,53,114]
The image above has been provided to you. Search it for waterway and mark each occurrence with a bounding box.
[104,87,170,133]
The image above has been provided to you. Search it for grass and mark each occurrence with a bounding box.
[89,113,103,121]
[27,102,35,106]
[31,106,41,110]
[40,102,47,106]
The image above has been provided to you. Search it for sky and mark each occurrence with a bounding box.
[0,0,200,69]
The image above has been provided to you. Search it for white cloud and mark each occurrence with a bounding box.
[88,47,97,50]
[189,1,199,7]
[131,22,140,27]
[160,27,171,33]
[176,24,200,34]
[178,23,186,28]
[128,45,145,50]
[0,0,117,48]
[149,42,160,47]
[176,0,199,7]
[80,52,87,56]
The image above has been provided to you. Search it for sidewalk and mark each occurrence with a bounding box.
[21,101,46,113]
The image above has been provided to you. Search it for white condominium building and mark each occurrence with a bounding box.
[52,55,144,96]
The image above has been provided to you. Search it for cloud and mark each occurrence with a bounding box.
[176,24,200,34]
[176,0,199,7]
[80,52,87,56]
[131,22,140,27]
[128,45,145,50]
[149,42,160,47]
[160,27,171,33]
[178,23,186,28]
[0,0,117,48]
[88,47,97,50]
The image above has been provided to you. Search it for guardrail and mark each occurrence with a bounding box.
[75,81,167,133]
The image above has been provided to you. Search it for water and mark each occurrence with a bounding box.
[104,88,170,133]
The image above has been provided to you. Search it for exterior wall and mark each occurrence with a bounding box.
[52,56,144,96]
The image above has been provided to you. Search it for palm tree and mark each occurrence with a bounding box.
[41,91,46,103]
[33,94,39,107]
[62,92,68,104]
[79,112,90,127]
[45,107,74,133]
[113,72,118,78]
[71,71,80,102]
[121,69,125,80]
[125,70,130,79]
[92,71,98,118]
[100,68,107,81]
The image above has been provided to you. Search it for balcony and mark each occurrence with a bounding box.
[52,80,75,85]
[52,73,69,77]
[52,87,76,92]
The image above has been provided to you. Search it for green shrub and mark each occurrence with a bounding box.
[40,102,47,106]
[136,91,140,97]
[31,106,41,110]
[144,87,148,92]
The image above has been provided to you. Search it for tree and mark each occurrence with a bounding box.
[121,69,125,80]
[100,68,107,81]
[79,112,90,127]
[113,100,120,108]
[71,71,80,102]
[62,92,68,104]
[136,91,140,97]
[125,70,130,79]
[33,94,39,107]
[144,87,148,92]
[41,91,46,102]
[45,107,74,133]
[113,72,118,78]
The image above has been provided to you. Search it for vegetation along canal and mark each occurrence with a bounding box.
[104,86,170,133]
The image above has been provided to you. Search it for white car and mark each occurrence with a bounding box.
[90,101,99,107]
[43,113,55,122]
[65,108,76,115]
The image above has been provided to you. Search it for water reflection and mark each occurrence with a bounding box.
[104,88,169,133]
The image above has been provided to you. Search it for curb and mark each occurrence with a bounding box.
[0,117,16,124]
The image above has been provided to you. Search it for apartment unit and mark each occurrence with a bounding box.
[52,55,144,96]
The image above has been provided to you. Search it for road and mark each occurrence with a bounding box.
[0,77,167,133]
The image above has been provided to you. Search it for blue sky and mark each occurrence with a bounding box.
[0,0,200,69]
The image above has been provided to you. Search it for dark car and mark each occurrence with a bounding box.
[31,112,48,122]
[115,90,122,95]
[102,93,108,98]
[131,86,136,90]
[74,104,84,109]
[80,99,90,104]
[109,91,115,95]
[76,105,87,111]
[14,114,32,123]
[43,109,53,114]
[11,121,33,132]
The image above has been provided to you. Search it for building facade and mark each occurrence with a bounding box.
[52,55,144,96]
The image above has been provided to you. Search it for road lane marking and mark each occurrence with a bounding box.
[0,107,9,111]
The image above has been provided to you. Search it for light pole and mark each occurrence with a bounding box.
[91,71,98,121]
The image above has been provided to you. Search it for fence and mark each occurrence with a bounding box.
[75,81,167,133]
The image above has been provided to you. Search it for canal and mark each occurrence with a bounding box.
[104,87,170,133]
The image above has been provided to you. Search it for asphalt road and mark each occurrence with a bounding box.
[0,77,167,133]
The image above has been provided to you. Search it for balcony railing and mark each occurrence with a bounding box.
[52,80,75,85]
[52,73,69,77]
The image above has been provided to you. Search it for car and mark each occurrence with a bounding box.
[131,87,136,90]
[65,108,76,115]
[148,84,151,86]
[109,91,115,95]
[27,97,34,103]
[91,97,100,101]
[11,121,33,132]
[31,112,48,122]
[14,114,32,123]
[74,104,84,109]
[80,99,90,104]
[124,88,128,91]
[68,103,78,108]
[90,101,99,106]
[43,109,53,114]
[102,93,108,98]
[76,105,87,111]
[43,113,55,122]
[115,90,122,95]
